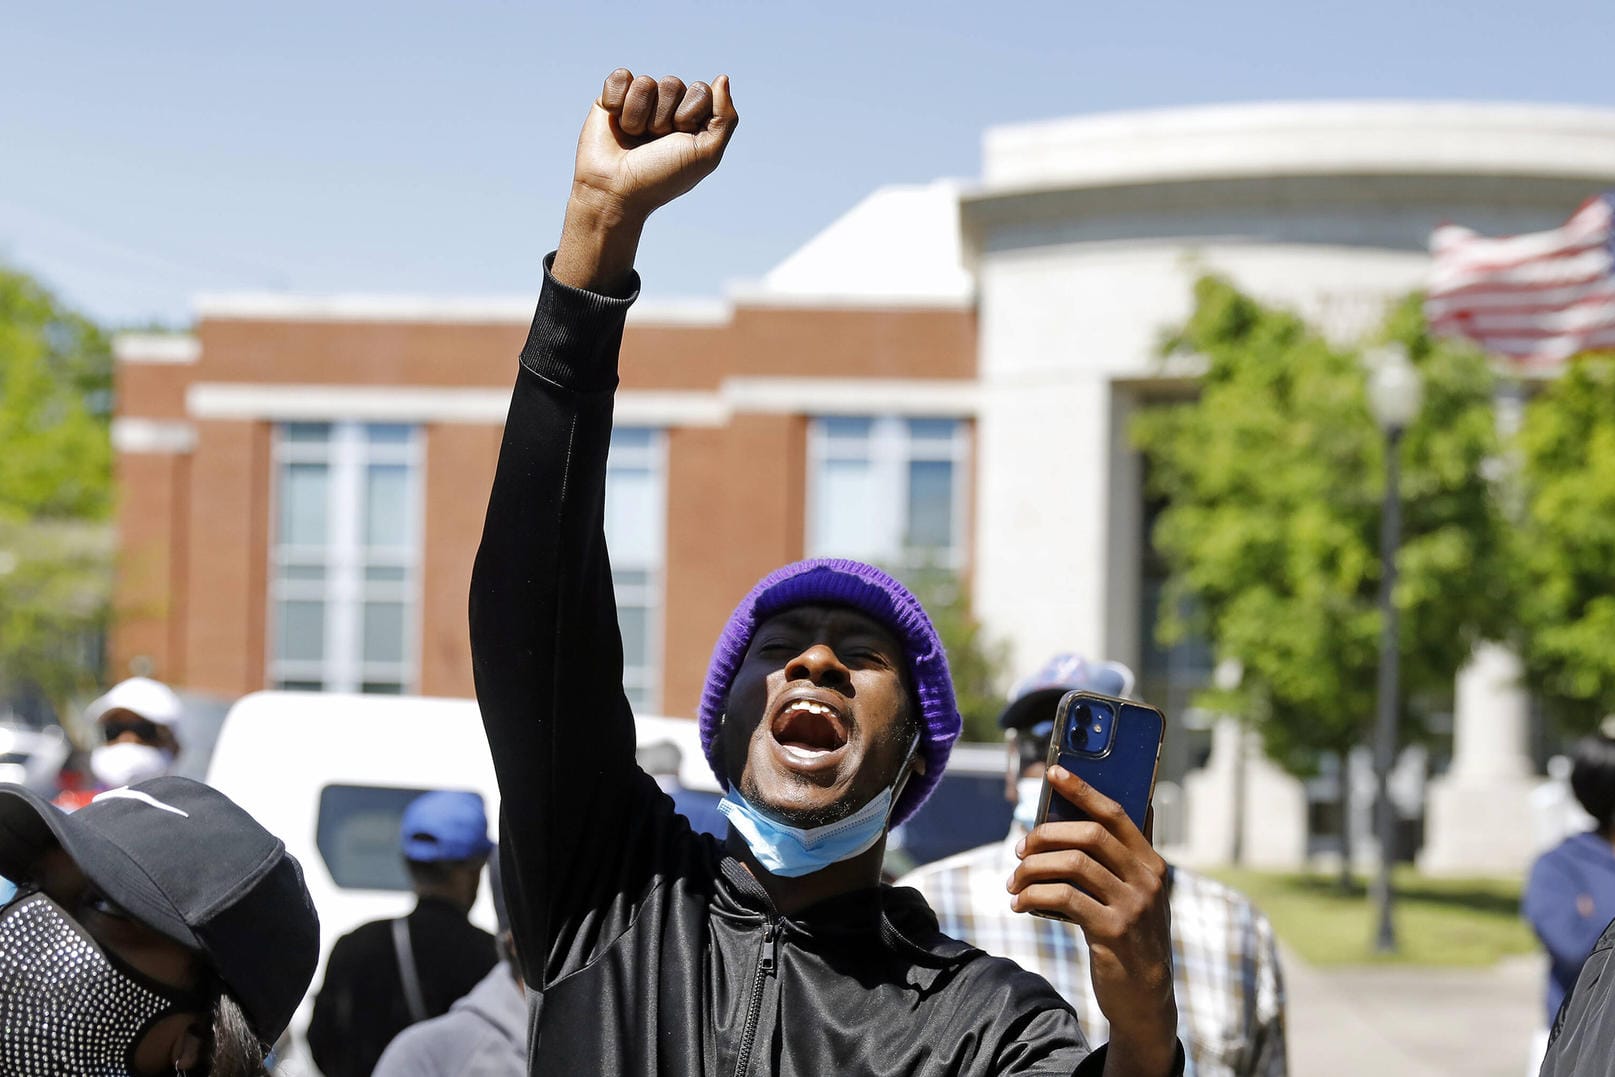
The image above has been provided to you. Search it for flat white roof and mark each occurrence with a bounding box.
[980,100,1615,193]
[734,180,974,308]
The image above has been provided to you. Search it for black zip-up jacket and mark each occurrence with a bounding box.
[1539,913,1615,1076]
[470,259,1165,1076]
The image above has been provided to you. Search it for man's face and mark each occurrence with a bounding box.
[719,604,919,829]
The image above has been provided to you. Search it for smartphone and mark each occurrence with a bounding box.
[1034,690,1165,837]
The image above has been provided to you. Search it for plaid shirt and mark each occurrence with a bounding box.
[899,836,1286,1077]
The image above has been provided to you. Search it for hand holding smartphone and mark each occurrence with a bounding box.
[1010,690,1177,1047]
[1026,691,1165,926]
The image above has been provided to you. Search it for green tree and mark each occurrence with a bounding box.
[0,266,114,720]
[1132,278,1510,878]
[1515,354,1615,732]
[900,567,1011,743]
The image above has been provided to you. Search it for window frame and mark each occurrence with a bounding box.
[606,426,668,714]
[805,414,971,576]
[267,422,424,693]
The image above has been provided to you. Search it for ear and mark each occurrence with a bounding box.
[912,754,927,777]
[174,1017,206,1072]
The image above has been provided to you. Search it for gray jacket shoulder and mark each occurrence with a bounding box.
[371,967,527,1077]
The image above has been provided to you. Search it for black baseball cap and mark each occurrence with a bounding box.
[0,776,320,1045]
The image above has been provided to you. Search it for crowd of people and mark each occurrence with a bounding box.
[4,66,1615,1077]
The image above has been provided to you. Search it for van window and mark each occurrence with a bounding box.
[317,784,437,891]
[893,770,1014,867]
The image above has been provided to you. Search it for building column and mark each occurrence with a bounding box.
[1419,643,1538,875]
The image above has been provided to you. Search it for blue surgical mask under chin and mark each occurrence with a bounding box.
[718,784,898,878]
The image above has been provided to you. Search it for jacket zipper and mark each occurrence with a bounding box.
[731,919,779,1077]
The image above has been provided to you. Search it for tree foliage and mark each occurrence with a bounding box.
[901,568,1011,744]
[1515,355,1615,732]
[0,266,114,716]
[0,519,113,712]
[1131,278,1510,776]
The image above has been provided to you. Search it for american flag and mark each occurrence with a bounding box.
[1425,192,1615,365]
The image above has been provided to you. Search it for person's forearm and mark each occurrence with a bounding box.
[1099,1019,1181,1077]
[551,190,646,297]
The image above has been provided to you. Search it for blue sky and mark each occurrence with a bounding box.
[5,0,1615,326]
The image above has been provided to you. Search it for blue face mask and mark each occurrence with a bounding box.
[718,737,920,878]
[1012,776,1043,832]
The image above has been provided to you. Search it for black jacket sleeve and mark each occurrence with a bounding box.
[1539,915,1615,1076]
[470,255,682,988]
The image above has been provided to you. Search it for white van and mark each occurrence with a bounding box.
[205,690,718,1071]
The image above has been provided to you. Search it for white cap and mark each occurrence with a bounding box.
[83,677,184,728]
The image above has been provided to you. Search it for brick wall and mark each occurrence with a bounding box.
[112,300,975,711]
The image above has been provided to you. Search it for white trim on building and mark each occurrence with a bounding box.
[722,378,978,417]
[111,418,197,454]
[186,379,980,427]
[978,101,1615,192]
[112,334,200,364]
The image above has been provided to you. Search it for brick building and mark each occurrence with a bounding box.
[111,101,1615,874]
[110,180,977,719]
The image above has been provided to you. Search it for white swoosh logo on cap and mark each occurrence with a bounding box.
[92,787,190,818]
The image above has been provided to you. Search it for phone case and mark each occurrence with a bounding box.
[1035,691,1164,836]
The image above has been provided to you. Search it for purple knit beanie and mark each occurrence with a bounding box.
[697,558,961,827]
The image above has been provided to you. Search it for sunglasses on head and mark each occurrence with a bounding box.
[102,718,163,744]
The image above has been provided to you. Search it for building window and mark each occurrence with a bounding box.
[807,416,969,576]
[606,428,666,713]
[269,422,421,693]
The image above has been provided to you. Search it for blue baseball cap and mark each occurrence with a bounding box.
[997,653,1136,732]
[398,791,493,863]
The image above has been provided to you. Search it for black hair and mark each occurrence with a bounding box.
[1571,734,1615,831]
[404,854,485,889]
[193,991,270,1077]
[1015,724,1054,775]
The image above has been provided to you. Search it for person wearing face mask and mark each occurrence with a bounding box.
[901,655,1288,1077]
[468,68,1182,1077]
[307,790,499,1077]
[0,775,320,1077]
[57,677,187,810]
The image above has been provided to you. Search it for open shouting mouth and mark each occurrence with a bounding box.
[769,692,851,769]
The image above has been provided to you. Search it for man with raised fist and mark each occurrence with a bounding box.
[470,70,1183,1076]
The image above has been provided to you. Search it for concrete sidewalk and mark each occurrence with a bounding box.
[1285,948,1545,1076]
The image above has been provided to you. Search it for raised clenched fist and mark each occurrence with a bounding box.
[571,69,739,224]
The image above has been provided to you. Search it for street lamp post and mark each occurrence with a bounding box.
[1366,344,1423,956]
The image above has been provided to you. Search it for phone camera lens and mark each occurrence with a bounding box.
[1067,698,1117,755]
